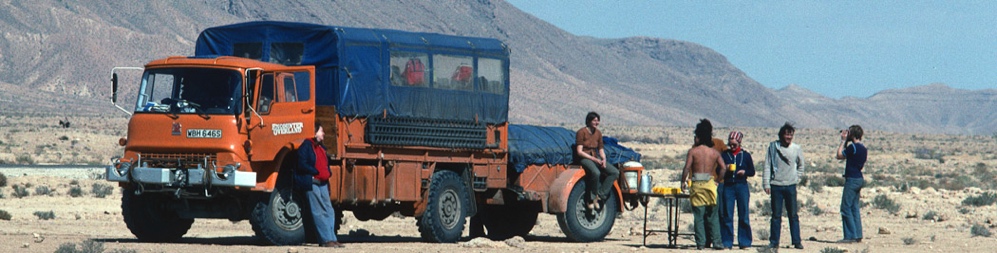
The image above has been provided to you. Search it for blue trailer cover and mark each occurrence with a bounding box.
[508,125,641,173]
[194,21,509,124]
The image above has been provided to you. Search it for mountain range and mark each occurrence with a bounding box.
[0,0,993,135]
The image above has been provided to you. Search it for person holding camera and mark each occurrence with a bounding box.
[836,125,867,243]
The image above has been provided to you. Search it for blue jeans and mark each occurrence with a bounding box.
[722,182,752,248]
[308,183,338,243]
[769,184,801,246]
[841,177,864,241]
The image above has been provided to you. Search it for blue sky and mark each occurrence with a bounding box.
[505,0,997,99]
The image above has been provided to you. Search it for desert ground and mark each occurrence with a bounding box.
[2,115,997,252]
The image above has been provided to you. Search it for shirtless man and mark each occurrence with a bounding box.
[681,119,726,250]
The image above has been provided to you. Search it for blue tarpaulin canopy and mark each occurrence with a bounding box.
[508,125,641,173]
[195,21,509,124]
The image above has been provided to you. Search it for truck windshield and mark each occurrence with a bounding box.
[135,68,243,115]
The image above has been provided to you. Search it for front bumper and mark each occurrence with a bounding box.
[106,164,256,188]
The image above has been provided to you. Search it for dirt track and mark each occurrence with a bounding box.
[3,168,996,253]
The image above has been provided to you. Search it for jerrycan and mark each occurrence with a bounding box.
[639,173,653,193]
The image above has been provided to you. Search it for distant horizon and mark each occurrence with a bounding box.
[506,0,997,99]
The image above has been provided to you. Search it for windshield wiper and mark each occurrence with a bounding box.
[164,99,210,119]
[184,101,211,120]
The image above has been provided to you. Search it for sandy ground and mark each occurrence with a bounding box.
[2,167,996,253]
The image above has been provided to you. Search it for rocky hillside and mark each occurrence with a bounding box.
[0,0,993,134]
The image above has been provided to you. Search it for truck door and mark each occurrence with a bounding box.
[248,67,316,161]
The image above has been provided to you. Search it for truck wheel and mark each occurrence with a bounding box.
[250,187,306,245]
[481,203,538,240]
[417,170,470,243]
[121,189,193,242]
[556,181,618,242]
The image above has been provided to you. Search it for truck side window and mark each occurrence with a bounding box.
[478,58,506,95]
[258,73,275,114]
[282,75,297,102]
[389,51,429,87]
[432,54,473,91]
[234,43,263,60]
[270,42,304,65]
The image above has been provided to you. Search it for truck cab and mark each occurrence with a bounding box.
[107,57,316,241]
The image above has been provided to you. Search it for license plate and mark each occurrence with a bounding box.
[187,129,222,138]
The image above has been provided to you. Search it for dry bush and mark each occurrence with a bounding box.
[68,185,83,197]
[0,172,6,187]
[962,192,997,207]
[91,183,114,198]
[33,210,55,220]
[0,209,11,220]
[873,194,900,214]
[34,185,52,196]
[971,224,992,237]
[821,247,847,253]
[11,184,29,198]
[902,237,917,245]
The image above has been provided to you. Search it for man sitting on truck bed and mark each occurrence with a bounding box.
[575,112,619,210]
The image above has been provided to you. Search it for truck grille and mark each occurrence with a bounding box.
[141,153,217,169]
[366,117,487,149]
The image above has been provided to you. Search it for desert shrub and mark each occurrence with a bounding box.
[0,209,11,220]
[11,184,29,198]
[824,176,846,187]
[902,237,917,245]
[54,239,119,253]
[872,194,901,214]
[922,210,938,221]
[754,200,772,216]
[804,198,823,215]
[91,183,113,198]
[961,192,997,207]
[15,154,34,164]
[913,147,943,160]
[756,228,770,241]
[69,179,79,185]
[937,175,977,190]
[59,135,70,141]
[0,189,5,199]
[55,243,78,253]
[0,172,6,187]
[820,247,847,253]
[68,185,83,197]
[33,210,55,220]
[808,177,824,193]
[971,224,992,237]
[87,170,105,180]
[34,185,52,196]
[958,207,972,214]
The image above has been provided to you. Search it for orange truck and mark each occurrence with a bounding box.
[106,21,646,245]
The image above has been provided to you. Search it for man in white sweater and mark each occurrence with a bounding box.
[763,123,806,250]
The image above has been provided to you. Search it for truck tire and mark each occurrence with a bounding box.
[250,187,306,245]
[417,170,470,243]
[121,189,193,242]
[481,203,538,240]
[556,181,618,242]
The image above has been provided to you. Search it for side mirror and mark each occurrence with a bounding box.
[111,73,119,103]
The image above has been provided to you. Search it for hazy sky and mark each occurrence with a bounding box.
[505,0,997,98]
